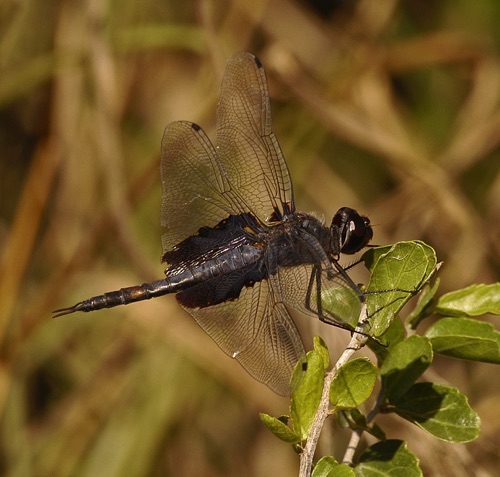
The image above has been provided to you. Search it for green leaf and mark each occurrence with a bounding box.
[368,316,406,364]
[314,336,330,369]
[380,336,433,402]
[435,283,500,317]
[355,440,422,476]
[364,422,386,441]
[320,283,362,329]
[259,413,301,443]
[363,241,437,337]
[425,317,500,364]
[339,409,386,440]
[291,349,325,439]
[407,278,440,329]
[393,382,480,443]
[312,457,355,477]
[330,358,377,409]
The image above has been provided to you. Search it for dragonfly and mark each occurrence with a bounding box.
[54,52,373,395]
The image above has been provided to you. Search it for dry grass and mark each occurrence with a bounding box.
[0,1,498,476]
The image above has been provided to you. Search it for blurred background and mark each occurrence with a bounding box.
[0,0,499,475]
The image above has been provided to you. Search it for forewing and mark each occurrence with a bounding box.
[216,52,295,222]
[177,279,305,396]
[161,52,293,253]
[160,121,236,254]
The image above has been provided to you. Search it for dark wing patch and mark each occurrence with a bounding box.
[176,262,266,308]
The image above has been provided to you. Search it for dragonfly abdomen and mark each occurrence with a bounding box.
[52,279,175,317]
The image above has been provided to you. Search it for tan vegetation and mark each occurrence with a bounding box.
[0,1,498,475]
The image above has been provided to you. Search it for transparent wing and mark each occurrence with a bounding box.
[160,53,304,393]
[160,121,237,254]
[216,52,295,222]
[161,52,294,254]
[271,263,364,330]
[176,278,305,396]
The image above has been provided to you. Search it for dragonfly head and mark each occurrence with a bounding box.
[331,207,373,255]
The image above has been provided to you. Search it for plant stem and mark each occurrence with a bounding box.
[298,304,369,476]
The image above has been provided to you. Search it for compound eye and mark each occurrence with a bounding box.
[331,207,373,255]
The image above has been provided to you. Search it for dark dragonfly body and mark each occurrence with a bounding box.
[54,53,373,395]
